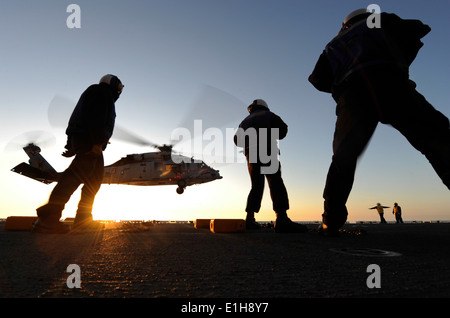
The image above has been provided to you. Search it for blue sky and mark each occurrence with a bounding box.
[0,0,449,222]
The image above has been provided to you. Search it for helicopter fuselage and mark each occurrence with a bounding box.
[103,150,222,193]
[11,144,222,195]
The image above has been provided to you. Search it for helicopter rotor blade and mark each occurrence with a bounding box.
[47,94,162,148]
[169,85,246,165]
[4,130,56,153]
[48,94,74,129]
[112,125,160,148]
[46,84,247,156]
[171,84,245,146]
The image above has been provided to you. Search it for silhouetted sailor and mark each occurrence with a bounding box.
[234,99,307,233]
[369,203,389,224]
[33,74,123,234]
[392,202,404,223]
[309,9,450,236]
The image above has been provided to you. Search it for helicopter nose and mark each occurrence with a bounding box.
[200,167,222,180]
[213,170,222,179]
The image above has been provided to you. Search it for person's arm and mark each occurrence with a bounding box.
[308,51,334,93]
[270,114,288,140]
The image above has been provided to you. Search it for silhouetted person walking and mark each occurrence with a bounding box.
[33,74,123,233]
[234,99,307,233]
[393,202,404,223]
[309,9,450,236]
[370,203,389,224]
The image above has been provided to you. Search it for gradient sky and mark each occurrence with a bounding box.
[0,0,449,223]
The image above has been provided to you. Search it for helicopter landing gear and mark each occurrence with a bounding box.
[176,180,187,195]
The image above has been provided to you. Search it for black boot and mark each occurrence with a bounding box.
[317,223,340,237]
[274,211,307,233]
[71,213,104,234]
[33,204,70,234]
[245,212,261,230]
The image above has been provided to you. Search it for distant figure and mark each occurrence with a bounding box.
[234,99,307,233]
[392,202,404,223]
[370,203,389,224]
[308,9,450,236]
[33,74,123,234]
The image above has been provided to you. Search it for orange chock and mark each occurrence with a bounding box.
[210,219,245,233]
[194,219,211,229]
[4,216,38,231]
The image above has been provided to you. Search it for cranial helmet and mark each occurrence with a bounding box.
[248,99,270,113]
[343,8,370,26]
[100,74,124,100]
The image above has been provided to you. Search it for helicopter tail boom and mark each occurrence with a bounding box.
[11,162,57,184]
[11,144,59,184]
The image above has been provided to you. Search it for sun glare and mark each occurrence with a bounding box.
[88,185,170,221]
[86,181,242,222]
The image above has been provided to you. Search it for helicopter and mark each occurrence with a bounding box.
[10,85,247,195]
[11,140,222,195]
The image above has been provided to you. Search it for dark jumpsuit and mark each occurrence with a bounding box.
[37,83,116,224]
[309,13,450,229]
[234,106,290,215]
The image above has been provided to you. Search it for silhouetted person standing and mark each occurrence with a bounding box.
[234,99,307,233]
[33,74,123,233]
[393,202,403,223]
[370,203,389,224]
[309,9,450,236]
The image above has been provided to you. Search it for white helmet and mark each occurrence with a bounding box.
[343,8,369,25]
[100,74,122,89]
[248,99,270,113]
[99,74,123,100]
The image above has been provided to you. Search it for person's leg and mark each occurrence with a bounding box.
[245,160,265,229]
[265,162,289,214]
[72,153,105,231]
[390,89,450,190]
[322,101,378,232]
[34,156,86,233]
[73,154,104,223]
